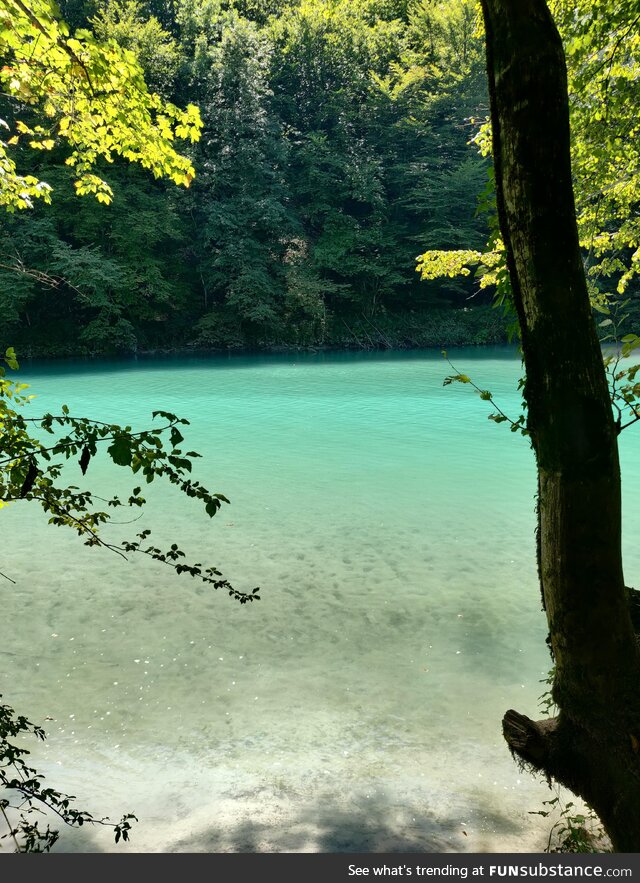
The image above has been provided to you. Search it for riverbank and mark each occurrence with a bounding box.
[5,306,511,359]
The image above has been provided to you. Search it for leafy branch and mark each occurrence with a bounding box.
[441,350,529,436]
[597,298,640,434]
[0,0,202,210]
[0,347,260,601]
[1,694,137,852]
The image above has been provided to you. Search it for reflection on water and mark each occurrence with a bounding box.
[2,347,639,852]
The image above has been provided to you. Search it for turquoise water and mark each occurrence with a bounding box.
[2,347,639,853]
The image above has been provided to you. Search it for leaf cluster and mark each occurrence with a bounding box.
[441,349,529,437]
[0,0,202,209]
[0,347,260,602]
[0,693,137,852]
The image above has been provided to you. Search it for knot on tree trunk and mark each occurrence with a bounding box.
[502,709,558,774]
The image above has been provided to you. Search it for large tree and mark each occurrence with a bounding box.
[479,0,640,851]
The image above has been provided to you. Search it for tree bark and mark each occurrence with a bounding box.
[479,0,640,850]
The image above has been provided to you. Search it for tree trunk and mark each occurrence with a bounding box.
[480,0,640,850]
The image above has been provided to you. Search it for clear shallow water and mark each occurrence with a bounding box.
[2,346,639,853]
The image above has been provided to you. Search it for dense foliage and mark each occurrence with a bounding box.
[418,0,640,353]
[0,0,495,355]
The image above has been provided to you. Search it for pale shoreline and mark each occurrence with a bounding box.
[37,744,554,854]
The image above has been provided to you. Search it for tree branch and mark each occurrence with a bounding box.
[6,0,96,94]
[503,708,559,771]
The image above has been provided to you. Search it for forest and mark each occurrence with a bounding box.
[2,1,638,355]
[1,0,502,355]
[2,0,640,861]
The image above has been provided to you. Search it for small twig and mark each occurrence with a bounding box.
[443,352,523,429]
[619,411,640,433]
[340,317,365,349]
[361,312,392,348]
[0,802,22,853]
[29,495,129,560]
[90,506,144,526]
[0,256,91,303]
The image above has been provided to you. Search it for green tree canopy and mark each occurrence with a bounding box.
[0,0,201,208]
[418,0,640,353]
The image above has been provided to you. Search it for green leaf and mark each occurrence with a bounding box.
[4,347,19,370]
[107,437,132,467]
[79,446,91,476]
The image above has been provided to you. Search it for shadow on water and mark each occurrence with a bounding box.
[158,789,530,854]
[52,785,532,853]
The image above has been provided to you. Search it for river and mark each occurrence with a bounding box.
[2,346,638,852]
